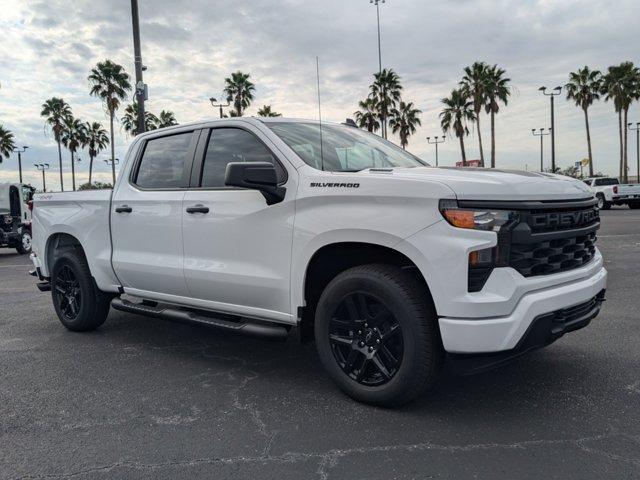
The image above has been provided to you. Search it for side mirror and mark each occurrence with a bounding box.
[224,162,286,205]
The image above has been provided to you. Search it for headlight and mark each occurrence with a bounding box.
[439,199,517,231]
[439,199,519,292]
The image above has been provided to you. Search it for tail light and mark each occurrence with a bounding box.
[613,185,618,194]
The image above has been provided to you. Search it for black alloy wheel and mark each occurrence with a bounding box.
[328,292,403,386]
[54,265,82,321]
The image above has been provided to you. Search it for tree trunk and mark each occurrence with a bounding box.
[57,140,64,192]
[623,108,629,183]
[618,111,624,180]
[109,109,116,186]
[490,110,496,168]
[459,135,467,167]
[584,107,593,177]
[70,150,76,191]
[88,154,94,186]
[476,113,484,167]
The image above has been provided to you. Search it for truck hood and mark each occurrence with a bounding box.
[365,166,593,201]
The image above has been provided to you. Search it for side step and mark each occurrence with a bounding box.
[111,297,290,341]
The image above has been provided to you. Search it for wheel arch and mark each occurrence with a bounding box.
[298,240,435,342]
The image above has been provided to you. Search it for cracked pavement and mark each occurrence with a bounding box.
[1,208,639,479]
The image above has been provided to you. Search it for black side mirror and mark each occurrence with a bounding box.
[224,162,286,205]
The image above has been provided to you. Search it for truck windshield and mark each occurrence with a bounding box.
[267,122,428,172]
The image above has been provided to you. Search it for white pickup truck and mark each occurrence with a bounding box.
[584,176,640,209]
[30,118,607,406]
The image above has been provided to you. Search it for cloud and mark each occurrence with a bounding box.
[1,0,639,192]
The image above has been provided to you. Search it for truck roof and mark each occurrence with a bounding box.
[133,117,337,140]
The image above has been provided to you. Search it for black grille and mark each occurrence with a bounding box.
[510,231,597,277]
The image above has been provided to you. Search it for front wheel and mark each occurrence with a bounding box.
[314,264,443,407]
[51,249,112,332]
[629,203,640,210]
[596,194,611,210]
[16,230,32,255]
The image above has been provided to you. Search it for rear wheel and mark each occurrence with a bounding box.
[314,264,442,407]
[16,230,32,255]
[51,249,112,331]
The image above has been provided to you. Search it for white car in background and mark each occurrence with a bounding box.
[584,177,640,210]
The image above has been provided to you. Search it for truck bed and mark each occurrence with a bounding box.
[31,189,118,290]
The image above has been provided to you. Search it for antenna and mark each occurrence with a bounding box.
[316,56,325,171]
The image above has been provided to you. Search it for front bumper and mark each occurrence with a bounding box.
[447,289,605,375]
[438,262,607,354]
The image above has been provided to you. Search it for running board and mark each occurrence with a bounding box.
[110,297,290,341]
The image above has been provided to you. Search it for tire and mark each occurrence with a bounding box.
[15,230,32,255]
[50,249,112,332]
[596,194,611,210]
[314,264,443,407]
[629,203,640,210]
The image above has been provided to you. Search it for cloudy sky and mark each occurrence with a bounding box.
[1,0,639,190]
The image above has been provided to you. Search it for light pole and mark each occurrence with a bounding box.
[209,97,229,118]
[628,123,640,183]
[104,158,119,187]
[35,164,50,192]
[13,146,28,183]
[539,86,562,172]
[370,0,386,138]
[131,0,148,135]
[426,136,445,166]
[532,128,551,172]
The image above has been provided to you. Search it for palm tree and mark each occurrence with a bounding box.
[121,102,158,136]
[483,65,511,168]
[389,101,422,149]
[602,62,640,181]
[88,60,131,185]
[354,98,380,133]
[84,121,109,186]
[156,110,178,128]
[257,105,282,117]
[370,68,402,139]
[440,88,475,166]
[41,97,71,190]
[460,62,489,166]
[565,66,602,177]
[224,71,255,117]
[60,115,87,191]
[0,125,16,162]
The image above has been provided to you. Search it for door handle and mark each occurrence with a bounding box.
[115,205,133,213]
[186,204,210,214]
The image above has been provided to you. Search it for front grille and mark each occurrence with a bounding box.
[510,231,597,277]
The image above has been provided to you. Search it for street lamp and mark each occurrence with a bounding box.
[131,0,147,135]
[629,122,640,183]
[532,128,551,172]
[209,97,229,118]
[13,146,28,183]
[426,136,445,167]
[34,163,50,192]
[539,86,562,172]
[104,158,120,166]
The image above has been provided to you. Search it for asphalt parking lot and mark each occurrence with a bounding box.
[1,208,639,479]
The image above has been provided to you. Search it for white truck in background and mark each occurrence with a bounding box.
[29,118,607,406]
[0,183,34,254]
[584,177,640,209]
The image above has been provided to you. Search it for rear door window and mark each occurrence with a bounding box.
[135,132,194,189]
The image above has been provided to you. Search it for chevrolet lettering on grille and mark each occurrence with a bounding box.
[529,209,598,229]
